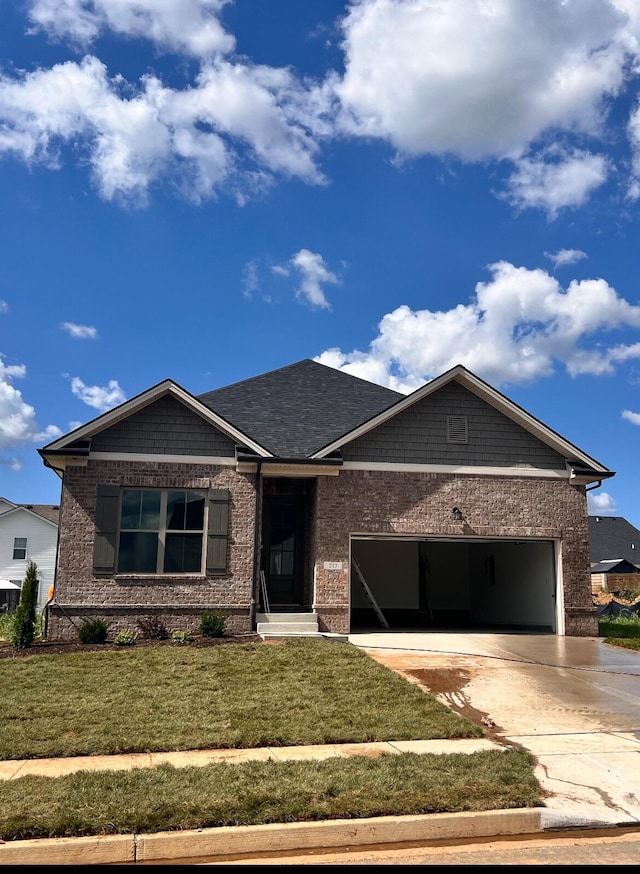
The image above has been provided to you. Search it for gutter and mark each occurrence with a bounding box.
[250,459,263,631]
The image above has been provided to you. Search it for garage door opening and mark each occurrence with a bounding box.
[350,537,557,633]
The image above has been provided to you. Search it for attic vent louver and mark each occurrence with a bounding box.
[447,415,468,444]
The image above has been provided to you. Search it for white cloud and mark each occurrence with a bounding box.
[0,56,326,205]
[505,148,610,217]
[242,261,259,299]
[626,96,640,199]
[27,0,235,59]
[316,260,640,390]
[2,0,640,210]
[0,355,61,452]
[61,321,98,339]
[545,249,588,269]
[335,0,633,162]
[622,408,640,424]
[278,249,340,310]
[70,376,126,411]
[0,300,8,313]
[0,456,23,471]
[588,491,618,514]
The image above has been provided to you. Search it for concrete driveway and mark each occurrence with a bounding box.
[348,632,640,829]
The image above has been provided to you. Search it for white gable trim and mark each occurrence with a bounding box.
[41,380,273,459]
[0,505,58,528]
[312,365,610,474]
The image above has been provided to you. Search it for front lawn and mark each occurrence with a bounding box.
[0,637,482,761]
[0,637,547,842]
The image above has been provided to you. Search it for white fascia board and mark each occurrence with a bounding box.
[312,365,610,474]
[240,462,341,477]
[41,380,272,458]
[341,461,568,478]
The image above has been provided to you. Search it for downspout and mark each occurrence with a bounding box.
[41,456,65,641]
[250,460,263,631]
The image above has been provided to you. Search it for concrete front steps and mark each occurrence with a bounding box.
[255,612,347,641]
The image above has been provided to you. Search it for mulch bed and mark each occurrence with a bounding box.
[0,633,263,659]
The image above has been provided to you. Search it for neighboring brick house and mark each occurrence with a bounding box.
[589,515,640,593]
[39,360,614,640]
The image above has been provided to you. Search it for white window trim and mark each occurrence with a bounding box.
[13,537,27,560]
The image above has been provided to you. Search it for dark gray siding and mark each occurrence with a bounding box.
[341,382,566,468]
[90,396,237,456]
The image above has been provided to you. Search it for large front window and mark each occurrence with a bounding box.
[117,489,206,574]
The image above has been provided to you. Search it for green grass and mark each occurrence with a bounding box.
[599,612,640,650]
[599,614,640,640]
[0,636,545,842]
[0,638,481,760]
[0,750,543,841]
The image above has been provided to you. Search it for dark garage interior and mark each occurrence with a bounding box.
[350,536,557,633]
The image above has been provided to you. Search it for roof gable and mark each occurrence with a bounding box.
[0,504,59,527]
[312,364,613,480]
[39,379,272,462]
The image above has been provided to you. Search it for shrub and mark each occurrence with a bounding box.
[114,629,136,646]
[136,616,169,640]
[171,630,192,645]
[599,613,640,639]
[10,560,39,649]
[199,610,227,637]
[78,618,110,644]
[0,612,15,643]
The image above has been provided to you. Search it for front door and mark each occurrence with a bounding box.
[262,494,305,610]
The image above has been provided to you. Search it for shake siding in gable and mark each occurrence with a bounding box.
[341,382,566,469]
[90,395,237,456]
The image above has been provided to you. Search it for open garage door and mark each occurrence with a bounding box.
[350,536,557,633]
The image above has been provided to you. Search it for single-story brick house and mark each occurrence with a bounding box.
[39,360,614,640]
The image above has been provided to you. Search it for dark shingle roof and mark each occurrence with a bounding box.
[589,516,640,567]
[197,359,402,458]
[591,559,639,574]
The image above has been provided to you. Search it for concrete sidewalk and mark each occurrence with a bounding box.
[0,737,500,780]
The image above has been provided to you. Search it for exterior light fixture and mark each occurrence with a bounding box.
[452,507,464,521]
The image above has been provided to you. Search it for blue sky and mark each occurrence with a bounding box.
[1,0,640,527]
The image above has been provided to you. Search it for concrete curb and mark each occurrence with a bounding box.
[0,809,546,865]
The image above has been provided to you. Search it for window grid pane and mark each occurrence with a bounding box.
[13,537,27,560]
[117,488,205,574]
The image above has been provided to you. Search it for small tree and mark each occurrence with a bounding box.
[10,560,39,649]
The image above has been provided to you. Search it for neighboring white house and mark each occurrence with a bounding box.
[0,498,59,615]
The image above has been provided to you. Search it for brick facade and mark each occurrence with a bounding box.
[48,460,257,640]
[48,461,598,641]
[310,470,597,636]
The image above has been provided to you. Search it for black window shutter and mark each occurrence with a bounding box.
[93,485,120,575]
[207,489,230,573]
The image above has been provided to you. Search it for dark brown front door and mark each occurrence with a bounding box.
[262,494,305,610]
